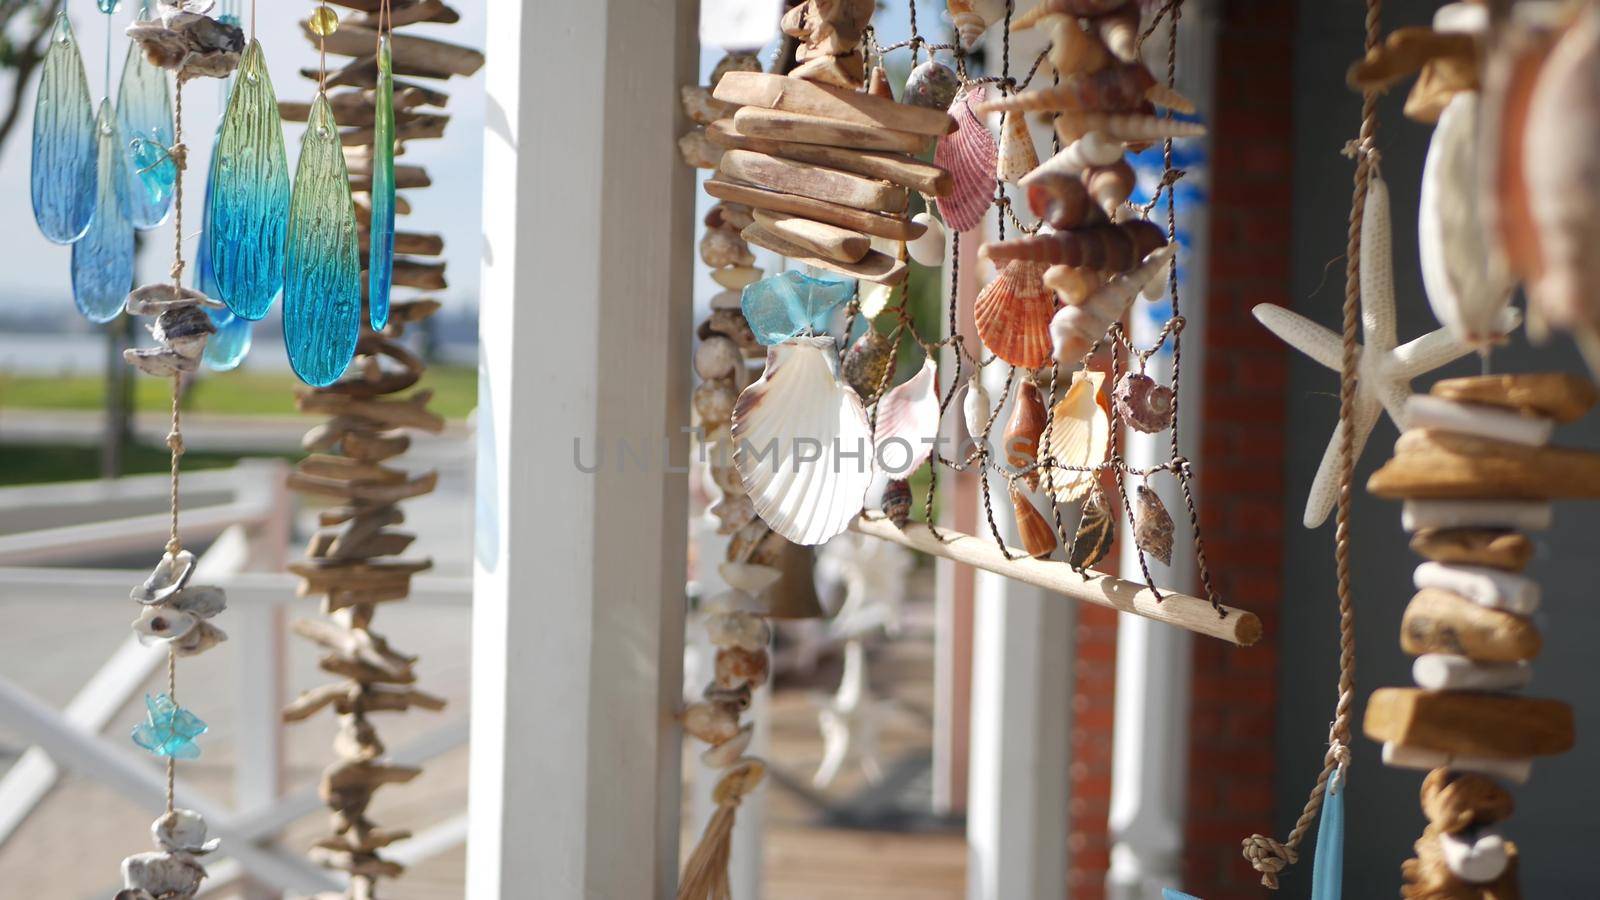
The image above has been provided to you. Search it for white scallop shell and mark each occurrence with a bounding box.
[732,337,875,545]
[875,357,942,477]
[1420,92,1516,349]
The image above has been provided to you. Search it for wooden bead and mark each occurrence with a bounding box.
[1365,687,1574,759]
[1410,529,1534,572]
[1401,589,1541,663]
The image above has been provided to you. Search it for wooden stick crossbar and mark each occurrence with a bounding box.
[851,514,1261,646]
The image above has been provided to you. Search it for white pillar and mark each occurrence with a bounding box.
[1106,5,1217,897]
[468,1,699,897]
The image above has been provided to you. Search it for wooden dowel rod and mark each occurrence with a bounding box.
[850,513,1261,646]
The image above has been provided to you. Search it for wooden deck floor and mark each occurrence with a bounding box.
[0,595,965,898]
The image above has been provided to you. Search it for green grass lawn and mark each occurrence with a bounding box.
[0,441,291,487]
[0,364,478,420]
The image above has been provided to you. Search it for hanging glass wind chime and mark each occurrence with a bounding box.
[197,0,252,370]
[113,0,244,895]
[31,4,97,245]
[282,2,363,387]
[72,0,137,324]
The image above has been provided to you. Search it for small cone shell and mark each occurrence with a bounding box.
[1045,15,1113,75]
[1095,7,1141,62]
[1042,369,1110,501]
[883,478,913,529]
[975,260,1058,368]
[1085,159,1136,217]
[975,64,1156,115]
[1069,487,1114,570]
[997,111,1041,184]
[1133,485,1175,565]
[1004,380,1047,488]
[1054,111,1207,144]
[963,374,992,441]
[1025,173,1097,230]
[1145,83,1197,114]
[842,328,896,403]
[1010,485,1058,559]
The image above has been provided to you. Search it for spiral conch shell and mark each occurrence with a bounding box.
[1041,369,1110,501]
[1112,371,1175,434]
[732,336,874,545]
[948,0,1009,50]
[1420,91,1514,349]
[1051,244,1175,364]
[975,260,1058,368]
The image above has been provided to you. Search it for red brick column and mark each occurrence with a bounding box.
[1065,4,1295,896]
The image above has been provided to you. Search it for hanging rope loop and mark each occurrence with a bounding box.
[1242,834,1298,889]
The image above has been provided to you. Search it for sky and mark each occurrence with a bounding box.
[0,0,488,318]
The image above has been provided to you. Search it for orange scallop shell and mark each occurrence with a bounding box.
[974,260,1058,368]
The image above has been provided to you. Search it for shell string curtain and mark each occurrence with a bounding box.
[276,1,481,896]
[111,1,246,897]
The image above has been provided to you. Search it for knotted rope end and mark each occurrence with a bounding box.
[1242,834,1297,891]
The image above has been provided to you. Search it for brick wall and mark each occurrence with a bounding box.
[1066,2,1296,897]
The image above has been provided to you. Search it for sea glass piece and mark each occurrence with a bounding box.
[117,13,176,230]
[740,270,856,346]
[31,14,97,244]
[1310,766,1346,900]
[283,92,361,387]
[71,100,135,323]
[131,692,206,759]
[196,134,253,370]
[368,33,396,330]
[207,39,290,320]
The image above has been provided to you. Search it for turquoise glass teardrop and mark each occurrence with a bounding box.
[207,39,290,321]
[368,34,397,331]
[1310,767,1346,900]
[96,0,122,12]
[31,14,97,244]
[71,100,135,323]
[741,270,857,345]
[284,93,361,387]
[117,38,175,229]
[197,133,253,371]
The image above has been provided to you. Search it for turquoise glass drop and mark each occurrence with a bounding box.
[197,133,253,370]
[208,39,290,321]
[31,14,97,244]
[71,100,135,323]
[96,0,122,12]
[130,693,206,759]
[740,270,856,345]
[284,93,361,387]
[117,35,175,229]
[1310,767,1346,900]
[368,34,397,330]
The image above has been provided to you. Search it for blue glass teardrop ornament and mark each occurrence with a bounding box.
[1309,766,1346,900]
[207,39,290,321]
[96,0,122,12]
[1161,891,1200,900]
[283,93,361,387]
[368,33,396,331]
[116,27,176,229]
[741,270,856,346]
[71,100,135,323]
[31,14,97,244]
[197,134,252,371]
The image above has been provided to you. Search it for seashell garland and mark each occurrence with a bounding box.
[975,260,1058,368]
[875,357,942,477]
[935,87,998,232]
[117,809,219,900]
[1042,368,1111,501]
[1113,371,1176,434]
[732,336,875,545]
[130,549,228,656]
[1133,485,1175,566]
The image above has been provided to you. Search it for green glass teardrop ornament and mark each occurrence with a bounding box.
[207,39,290,321]
[368,34,396,330]
[283,93,361,387]
[31,14,97,244]
[117,32,176,229]
[71,100,135,323]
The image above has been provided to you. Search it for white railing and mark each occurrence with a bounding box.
[0,460,471,898]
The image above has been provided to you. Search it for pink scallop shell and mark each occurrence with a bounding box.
[935,87,998,233]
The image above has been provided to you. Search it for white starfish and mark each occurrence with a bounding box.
[1253,168,1498,528]
[812,639,889,789]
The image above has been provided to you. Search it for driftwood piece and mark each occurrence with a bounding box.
[1365,688,1574,759]
[750,209,869,262]
[731,106,932,154]
[705,119,951,194]
[741,223,906,285]
[1369,429,1600,500]
[712,71,955,136]
[718,149,907,213]
[1400,589,1541,663]
[1410,529,1533,572]
[297,391,447,433]
[705,177,924,241]
[353,0,459,28]
[303,23,485,77]
[1430,373,1597,423]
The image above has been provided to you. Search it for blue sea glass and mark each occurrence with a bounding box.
[71,100,135,323]
[117,14,176,230]
[1161,892,1200,900]
[741,270,856,346]
[31,13,97,244]
[207,39,290,321]
[131,692,206,760]
[368,34,396,331]
[283,93,361,387]
[196,135,253,370]
[1310,766,1346,900]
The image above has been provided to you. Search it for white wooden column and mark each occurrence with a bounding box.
[1105,5,1217,897]
[469,1,699,897]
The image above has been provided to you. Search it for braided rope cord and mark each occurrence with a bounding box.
[1242,0,1379,887]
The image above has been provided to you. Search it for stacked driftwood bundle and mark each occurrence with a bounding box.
[1364,372,1599,899]
[277,3,481,898]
